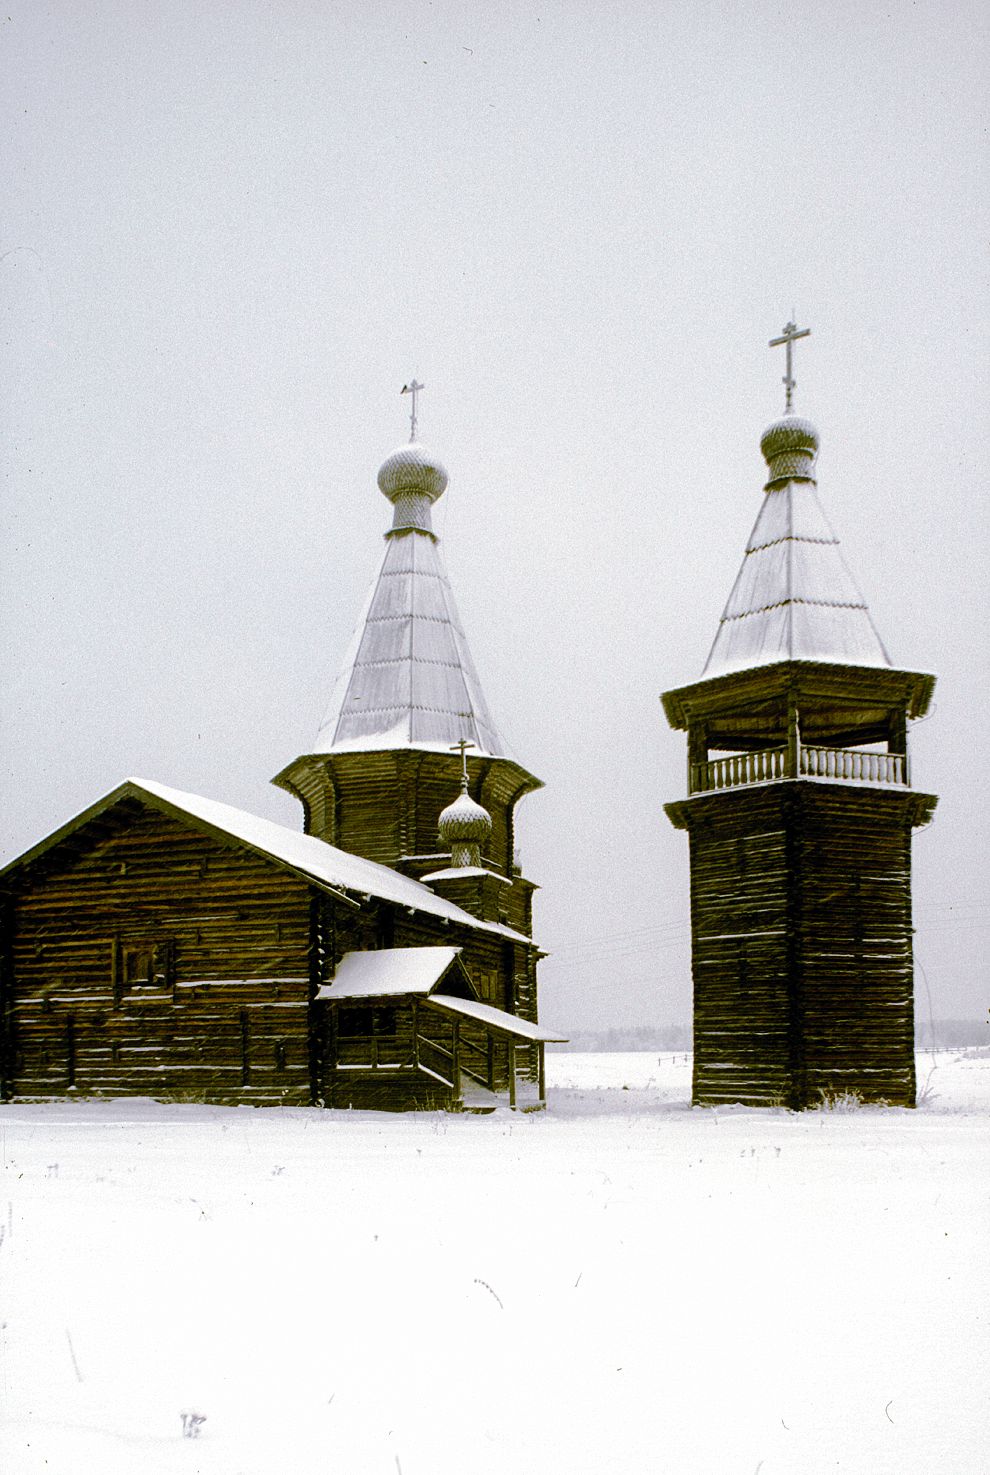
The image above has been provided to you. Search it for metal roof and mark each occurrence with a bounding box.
[312,478,510,758]
[0,778,535,947]
[703,471,891,678]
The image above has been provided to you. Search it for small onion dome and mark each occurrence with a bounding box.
[377,442,449,504]
[438,789,493,846]
[760,414,820,486]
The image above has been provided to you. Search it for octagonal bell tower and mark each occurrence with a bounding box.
[662,325,937,1109]
[272,385,541,953]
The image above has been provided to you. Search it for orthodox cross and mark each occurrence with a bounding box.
[401,379,425,441]
[450,737,475,791]
[768,321,811,414]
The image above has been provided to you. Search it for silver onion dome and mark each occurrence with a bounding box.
[377,442,449,504]
[438,789,492,846]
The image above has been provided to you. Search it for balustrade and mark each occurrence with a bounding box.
[690,742,908,795]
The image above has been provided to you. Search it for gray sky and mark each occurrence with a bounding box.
[2,0,988,1033]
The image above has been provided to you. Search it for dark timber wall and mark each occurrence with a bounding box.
[3,801,315,1105]
[667,781,932,1108]
[1,796,540,1108]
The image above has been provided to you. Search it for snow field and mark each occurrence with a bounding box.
[1,1051,987,1475]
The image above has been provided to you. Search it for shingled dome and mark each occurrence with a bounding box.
[377,442,448,502]
[760,414,820,485]
[438,789,493,846]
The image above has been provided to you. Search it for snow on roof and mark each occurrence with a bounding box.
[314,947,462,1000]
[419,865,512,885]
[1,777,535,947]
[703,479,891,677]
[425,994,568,1043]
[312,519,511,758]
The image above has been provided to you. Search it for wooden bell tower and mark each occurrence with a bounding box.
[663,326,937,1108]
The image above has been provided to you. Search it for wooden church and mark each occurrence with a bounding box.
[663,325,936,1109]
[0,395,562,1111]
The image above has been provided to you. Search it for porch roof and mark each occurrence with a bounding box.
[425,994,568,1043]
[314,947,463,1001]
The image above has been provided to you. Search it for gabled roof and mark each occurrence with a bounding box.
[313,526,509,757]
[314,946,465,1000]
[315,948,568,1042]
[0,778,534,947]
[704,459,891,678]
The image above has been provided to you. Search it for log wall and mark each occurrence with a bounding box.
[670,781,928,1108]
[4,801,315,1105]
[2,795,543,1110]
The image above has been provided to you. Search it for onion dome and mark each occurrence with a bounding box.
[438,784,492,869]
[438,788,492,845]
[377,443,448,535]
[378,443,448,502]
[761,414,820,488]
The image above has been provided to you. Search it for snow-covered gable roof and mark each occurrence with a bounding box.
[314,947,464,1000]
[0,778,534,947]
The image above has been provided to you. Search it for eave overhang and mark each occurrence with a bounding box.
[272,748,543,803]
[664,781,938,831]
[662,660,936,731]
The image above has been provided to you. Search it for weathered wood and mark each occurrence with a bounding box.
[668,775,935,1109]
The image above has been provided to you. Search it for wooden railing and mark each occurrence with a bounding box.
[413,1032,456,1089]
[692,748,787,793]
[691,744,908,794]
[799,746,907,785]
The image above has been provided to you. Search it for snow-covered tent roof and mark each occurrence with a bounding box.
[0,778,534,947]
[703,414,891,678]
[311,441,511,758]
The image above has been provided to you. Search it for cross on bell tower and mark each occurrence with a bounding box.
[769,320,811,414]
[401,379,425,442]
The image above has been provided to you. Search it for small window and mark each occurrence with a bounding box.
[114,939,174,997]
[337,1005,397,1038]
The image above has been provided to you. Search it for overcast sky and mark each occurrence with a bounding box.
[2,0,987,1033]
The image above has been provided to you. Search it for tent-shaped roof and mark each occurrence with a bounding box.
[312,442,511,759]
[0,778,534,947]
[703,416,891,677]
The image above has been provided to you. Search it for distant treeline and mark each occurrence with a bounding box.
[550,1019,988,1052]
[914,1018,988,1048]
[549,1025,692,1053]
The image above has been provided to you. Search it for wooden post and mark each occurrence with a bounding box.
[487,1031,495,1090]
[890,709,910,786]
[451,1019,461,1102]
[538,1042,546,1105]
[507,1043,516,1108]
[786,695,800,779]
[688,722,708,793]
[412,999,420,1070]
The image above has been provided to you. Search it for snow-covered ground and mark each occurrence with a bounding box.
[1,1050,987,1475]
